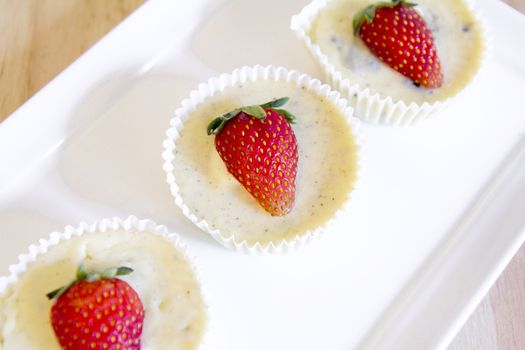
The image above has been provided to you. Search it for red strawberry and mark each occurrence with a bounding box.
[353,0,443,88]
[207,97,298,216]
[47,265,144,350]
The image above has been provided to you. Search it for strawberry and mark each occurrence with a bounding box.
[47,265,144,350]
[353,0,443,88]
[207,97,298,216]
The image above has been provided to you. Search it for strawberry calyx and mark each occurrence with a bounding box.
[207,97,295,136]
[46,264,133,300]
[353,0,416,35]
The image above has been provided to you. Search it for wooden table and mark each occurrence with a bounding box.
[1,1,524,349]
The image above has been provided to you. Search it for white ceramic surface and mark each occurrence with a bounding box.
[0,0,524,349]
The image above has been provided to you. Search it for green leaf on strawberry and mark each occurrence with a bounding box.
[207,97,296,136]
[238,106,267,120]
[260,96,289,109]
[353,0,416,35]
[47,264,133,299]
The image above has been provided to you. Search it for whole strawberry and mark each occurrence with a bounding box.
[47,265,144,350]
[207,97,298,216]
[353,0,443,88]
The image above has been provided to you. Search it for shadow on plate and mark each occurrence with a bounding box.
[56,71,220,248]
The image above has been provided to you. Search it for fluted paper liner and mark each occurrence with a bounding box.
[0,215,210,350]
[162,65,364,254]
[291,0,491,126]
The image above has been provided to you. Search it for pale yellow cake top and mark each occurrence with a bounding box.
[309,0,484,104]
[172,78,359,245]
[0,230,207,350]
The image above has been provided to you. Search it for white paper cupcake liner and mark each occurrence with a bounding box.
[0,215,210,350]
[291,0,491,126]
[162,65,364,254]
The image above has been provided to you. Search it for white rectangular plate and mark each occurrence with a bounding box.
[1,0,524,349]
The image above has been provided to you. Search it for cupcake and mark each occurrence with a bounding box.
[0,216,207,350]
[162,65,361,253]
[291,0,487,125]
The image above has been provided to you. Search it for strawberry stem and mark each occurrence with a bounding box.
[353,0,417,35]
[207,97,295,136]
[47,264,134,300]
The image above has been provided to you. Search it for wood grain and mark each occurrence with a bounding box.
[504,0,525,12]
[449,248,525,350]
[0,0,144,121]
[0,1,524,349]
